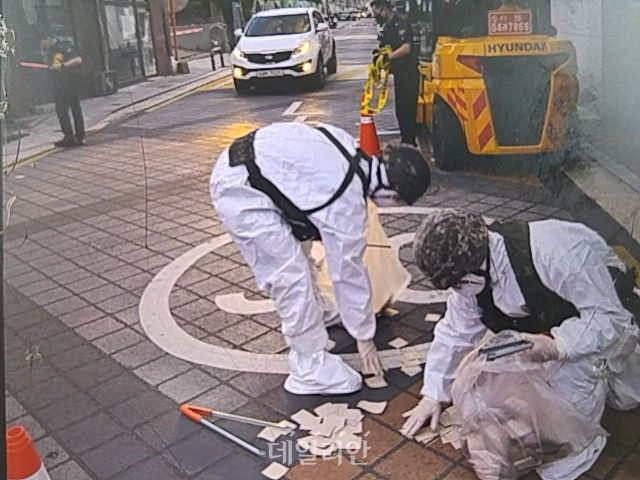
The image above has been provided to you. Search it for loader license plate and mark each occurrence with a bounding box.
[256,69,284,78]
[488,9,533,36]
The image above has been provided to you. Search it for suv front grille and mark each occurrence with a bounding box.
[482,55,555,146]
[246,51,293,64]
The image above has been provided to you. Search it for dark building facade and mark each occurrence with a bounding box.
[5,0,173,115]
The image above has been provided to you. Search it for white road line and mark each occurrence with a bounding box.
[282,100,302,116]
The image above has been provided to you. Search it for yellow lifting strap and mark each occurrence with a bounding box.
[360,46,392,116]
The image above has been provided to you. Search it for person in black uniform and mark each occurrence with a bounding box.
[41,35,85,147]
[370,0,419,146]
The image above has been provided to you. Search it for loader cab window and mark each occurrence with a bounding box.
[431,0,555,39]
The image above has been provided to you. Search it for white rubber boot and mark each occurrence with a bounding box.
[284,350,362,395]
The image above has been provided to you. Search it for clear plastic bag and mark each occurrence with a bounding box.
[451,331,607,480]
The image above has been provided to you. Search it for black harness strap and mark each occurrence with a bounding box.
[477,220,579,334]
[228,127,367,241]
[477,220,639,333]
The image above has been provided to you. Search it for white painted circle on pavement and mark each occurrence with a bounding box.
[139,206,444,373]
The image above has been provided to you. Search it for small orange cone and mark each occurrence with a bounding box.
[6,426,51,480]
[359,114,382,157]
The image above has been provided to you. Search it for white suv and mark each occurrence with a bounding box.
[231,8,337,94]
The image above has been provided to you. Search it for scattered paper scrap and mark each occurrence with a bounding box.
[291,409,321,430]
[357,400,387,415]
[414,427,439,444]
[293,402,366,457]
[388,337,409,349]
[401,365,422,377]
[344,409,364,423]
[440,426,462,449]
[439,406,460,427]
[261,462,289,480]
[309,443,337,457]
[310,417,343,437]
[424,313,442,322]
[314,403,347,418]
[257,420,297,442]
[365,375,388,389]
[341,422,363,434]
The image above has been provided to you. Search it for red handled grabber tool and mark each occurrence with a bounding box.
[180,404,293,457]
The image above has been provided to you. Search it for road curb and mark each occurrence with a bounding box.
[540,141,640,259]
[4,68,231,171]
[88,69,231,133]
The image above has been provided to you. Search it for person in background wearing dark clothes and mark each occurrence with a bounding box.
[41,35,85,147]
[370,0,419,146]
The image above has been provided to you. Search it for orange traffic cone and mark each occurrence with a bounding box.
[359,115,382,157]
[6,426,51,480]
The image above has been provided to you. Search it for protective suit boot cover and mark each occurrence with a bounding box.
[284,350,362,395]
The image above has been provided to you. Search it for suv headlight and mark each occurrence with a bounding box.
[292,41,311,57]
[232,48,246,60]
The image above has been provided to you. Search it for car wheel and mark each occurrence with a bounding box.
[327,42,337,75]
[234,78,251,95]
[432,97,468,171]
[308,54,325,91]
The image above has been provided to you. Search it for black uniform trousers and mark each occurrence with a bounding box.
[393,68,419,146]
[54,90,85,142]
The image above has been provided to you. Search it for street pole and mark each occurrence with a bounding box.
[0,2,6,478]
[169,0,179,61]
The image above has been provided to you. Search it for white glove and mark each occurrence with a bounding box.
[357,339,384,377]
[400,395,442,438]
[519,333,567,363]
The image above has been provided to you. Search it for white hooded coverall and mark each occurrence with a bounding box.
[210,122,377,392]
[422,219,640,479]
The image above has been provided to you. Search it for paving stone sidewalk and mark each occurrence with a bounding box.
[3,77,640,479]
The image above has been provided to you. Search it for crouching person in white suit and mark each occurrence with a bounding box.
[401,209,640,479]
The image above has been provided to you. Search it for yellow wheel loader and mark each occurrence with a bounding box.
[415,0,578,170]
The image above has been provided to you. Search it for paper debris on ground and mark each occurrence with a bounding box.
[261,462,289,480]
[297,435,334,450]
[340,422,363,434]
[440,426,462,449]
[291,409,321,430]
[414,427,439,445]
[438,406,460,427]
[309,443,337,457]
[257,420,298,442]
[365,375,388,389]
[310,416,345,437]
[292,403,366,458]
[388,337,409,349]
[314,402,347,418]
[401,365,422,377]
[344,408,364,423]
[357,400,387,415]
[424,313,442,322]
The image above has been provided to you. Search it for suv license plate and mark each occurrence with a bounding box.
[256,69,284,78]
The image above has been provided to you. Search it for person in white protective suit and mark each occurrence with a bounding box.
[210,122,430,395]
[401,209,640,480]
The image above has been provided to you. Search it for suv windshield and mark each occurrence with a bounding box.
[245,14,311,36]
